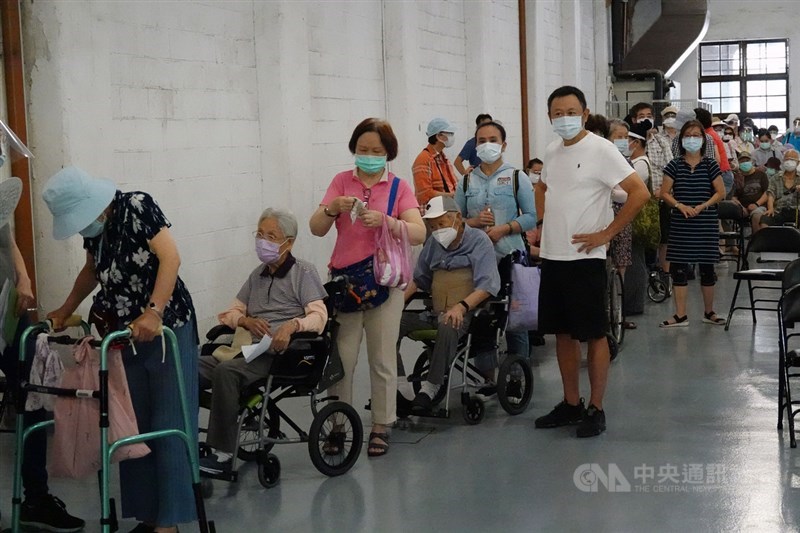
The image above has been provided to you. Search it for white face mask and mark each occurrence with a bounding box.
[476,142,503,164]
[432,226,458,248]
[723,134,733,142]
[783,160,799,173]
[443,134,455,148]
[663,118,677,128]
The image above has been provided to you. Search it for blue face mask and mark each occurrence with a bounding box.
[760,142,772,151]
[552,116,583,140]
[766,167,777,178]
[682,137,703,154]
[80,218,105,238]
[739,161,753,173]
[354,155,387,174]
[613,139,631,156]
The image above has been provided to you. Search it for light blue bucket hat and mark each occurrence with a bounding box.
[426,117,455,137]
[42,166,116,240]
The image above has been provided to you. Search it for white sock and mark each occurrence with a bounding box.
[215,451,232,462]
[397,378,414,399]
[420,381,440,397]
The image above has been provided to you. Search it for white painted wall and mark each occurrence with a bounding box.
[671,0,800,118]
[21,0,610,334]
[526,0,611,159]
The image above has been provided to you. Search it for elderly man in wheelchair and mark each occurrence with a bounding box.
[198,208,328,475]
[399,196,501,413]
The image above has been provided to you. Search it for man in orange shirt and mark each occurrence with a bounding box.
[412,117,458,206]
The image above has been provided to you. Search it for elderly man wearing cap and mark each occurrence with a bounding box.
[397,195,500,412]
[731,150,769,233]
[42,167,198,533]
[0,177,85,532]
[412,117,459,206]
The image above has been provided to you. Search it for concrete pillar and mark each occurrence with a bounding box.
[526,0,552,159]
[560,0,582,89]
[383,1,423,182]
[253,1,316,260]
[464,1,494,122]
[593,0,612,116]
[23,0,114,314]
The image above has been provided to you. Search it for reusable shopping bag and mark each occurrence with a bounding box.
[50,336,150,479]
[374,216,412,290]
[506,253,540,332]
[25,333,64,412]
[631,159,661,250]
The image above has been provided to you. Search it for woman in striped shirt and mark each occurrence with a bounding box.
[659,120,727,328]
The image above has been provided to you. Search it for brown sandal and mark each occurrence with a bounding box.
[367,432,390,458]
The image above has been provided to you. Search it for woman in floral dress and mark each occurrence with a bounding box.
[43,166,197,533]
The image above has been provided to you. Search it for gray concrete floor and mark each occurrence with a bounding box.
[2,267,800,532]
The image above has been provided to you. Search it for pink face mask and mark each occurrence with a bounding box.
[256,238,286,264]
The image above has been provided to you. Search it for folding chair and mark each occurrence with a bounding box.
[717,200,748,270]
[777,267,800,448]
[724,226,800,331]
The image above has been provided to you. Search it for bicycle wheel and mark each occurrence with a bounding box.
[607,269,625,346]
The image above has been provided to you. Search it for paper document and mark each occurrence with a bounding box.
[241,333,273,363]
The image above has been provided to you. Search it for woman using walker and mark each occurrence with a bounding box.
[43,166,199,533]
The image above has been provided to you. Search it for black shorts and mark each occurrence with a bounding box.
[538,258,607,340]
[659,201,671,244]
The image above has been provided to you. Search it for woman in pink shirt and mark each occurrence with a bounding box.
[310,118,425,457]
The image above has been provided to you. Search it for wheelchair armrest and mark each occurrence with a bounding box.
[206,324,235,341]
[291,331,323,341]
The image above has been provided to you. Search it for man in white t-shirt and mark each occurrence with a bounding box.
[533,86,649,438]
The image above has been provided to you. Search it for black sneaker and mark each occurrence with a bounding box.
[410,392,433,413]
[534,399,586,428]
[199,454,232,475]
[19,494,85,532]
[576,404,606,438]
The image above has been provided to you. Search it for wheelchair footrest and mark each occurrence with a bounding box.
[200,470,238,483]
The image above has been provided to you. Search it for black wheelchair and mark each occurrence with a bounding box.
[198,277,363,496]
[398,254,534,424]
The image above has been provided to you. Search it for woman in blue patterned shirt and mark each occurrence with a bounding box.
[43,166,197,533]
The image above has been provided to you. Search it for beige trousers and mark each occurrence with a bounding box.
[329,288,403,426]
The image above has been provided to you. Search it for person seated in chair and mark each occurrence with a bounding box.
[762,149,800,229]
[198,208,328,474]
[399,196,500,412]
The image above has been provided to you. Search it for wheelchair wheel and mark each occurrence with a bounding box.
[647,278,668,303]
[238,400,281,462]
[308,401,363,477]
[496,354,533,415]
[607,334,619,362]
[608,268,625,346]
[410,349,447,406]
[257,452,281,489]
[463,397,485,425]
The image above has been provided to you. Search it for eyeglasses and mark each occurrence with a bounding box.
[252,231,287,243]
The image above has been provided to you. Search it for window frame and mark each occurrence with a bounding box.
[698,39,789,127]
